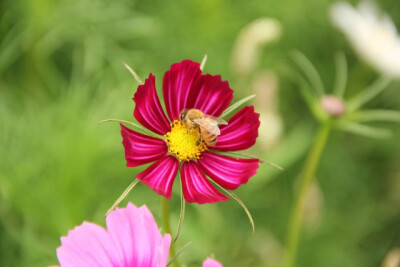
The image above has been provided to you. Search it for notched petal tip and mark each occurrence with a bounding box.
[163,60,203,121]
[198,151,260,190]
[180,161,229,204]
[136,156,179,199]
[120,123,168,167]
[133,73,171,135]
[193,74,234,117]
[211,106,260,151]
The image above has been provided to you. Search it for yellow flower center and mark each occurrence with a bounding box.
[164,120,207,162]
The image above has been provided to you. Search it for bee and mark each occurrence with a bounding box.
[180,109,228,146]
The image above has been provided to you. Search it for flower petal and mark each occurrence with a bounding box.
[57,222,121,267]
[193,74,233,116]
[106,203,171,266]
[163,60,202,121]
[211,106,260,151]
[203,257,224,267]
[136,155,178,199]
[133,73,171,135]
[180,161,229,204]
[120,123,168,167]
[198,151,260,190]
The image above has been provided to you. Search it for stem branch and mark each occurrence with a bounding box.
[284,121,331,267]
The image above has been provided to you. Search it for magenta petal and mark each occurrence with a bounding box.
[106,203,171,267]
[211,106,260,151]
[57,222,121,267]
[162,60,202,121]
[193,74,233,116]
[133,74,171,135]
[180,161,229,204]
[203,257,224,267]
[120,123,167,167]
[198,151,260,190]
[136,155,178,199]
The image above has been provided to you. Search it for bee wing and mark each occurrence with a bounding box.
[204,115,228,125]
[192,118,221,135]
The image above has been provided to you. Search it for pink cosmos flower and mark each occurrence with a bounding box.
[203,257,224,267]
[121,59,260,204]
[56,203,171,267]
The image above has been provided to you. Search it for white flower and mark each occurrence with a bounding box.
[231,18,282,76]
[331,1,400,78]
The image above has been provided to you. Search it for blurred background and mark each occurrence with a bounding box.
[1,0,400,266]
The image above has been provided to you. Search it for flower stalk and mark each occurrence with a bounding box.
[284,120,331,267]
[161,197,179,267]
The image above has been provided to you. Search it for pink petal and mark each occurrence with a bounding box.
[136,155,179,199]
[120,123,167,167]
[193,74,233,117]
[162,60,202,121]
[106,203,171,266]
[211,106,260,151]
[198,151,260,190]
[133,74,171,135]
[180,161,229,204]
[57,204,171,267]
[203,257,224,267]
[57,222,121,267]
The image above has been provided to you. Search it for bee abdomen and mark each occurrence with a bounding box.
[205,132,217,146]
[208,136,218,146]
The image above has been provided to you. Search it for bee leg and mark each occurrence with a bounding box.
[196,128,202,146]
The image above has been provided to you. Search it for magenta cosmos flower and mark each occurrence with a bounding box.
[56,203,171,266]
[121,59,260,204]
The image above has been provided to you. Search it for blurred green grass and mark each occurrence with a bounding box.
[1,0,400,266]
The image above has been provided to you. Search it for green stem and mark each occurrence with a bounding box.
[284,121,331,267]
[161,197,179,267]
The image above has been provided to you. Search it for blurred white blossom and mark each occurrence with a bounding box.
[252,230,283,267]
[253,71,283,150]
[382,248,400,267]
[303,181,324,228]
[231,18,282,76]
[331,1,400,78]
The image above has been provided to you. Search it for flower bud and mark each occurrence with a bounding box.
[321,95,346,117]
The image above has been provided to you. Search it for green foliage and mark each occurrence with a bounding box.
[1,0,400,266]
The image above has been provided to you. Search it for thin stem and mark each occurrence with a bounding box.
[161,197,179,267]
[284,121,331,267]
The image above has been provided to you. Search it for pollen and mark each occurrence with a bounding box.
[165,120,207,162]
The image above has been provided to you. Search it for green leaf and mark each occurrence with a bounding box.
[350,110,400,123]
[200,54,207,71]
[220,94,256,118]
[166,242,192,267]
[347,76,392,112]
[336,121,392,139]
[291,51,325,97]
[98,119,160,138]
[212,151,284,170]
[212,181,255,234]
[333,52,347,98]
[105,179,140,217]
[123,62,144,85]
[173,180,185,243]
